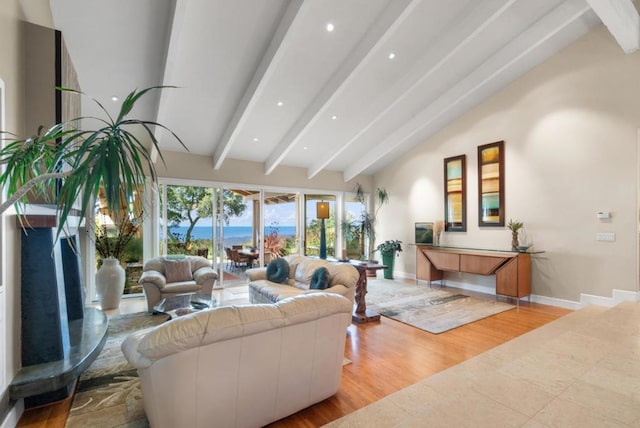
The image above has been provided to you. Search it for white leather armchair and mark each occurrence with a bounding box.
[139,256,218,312]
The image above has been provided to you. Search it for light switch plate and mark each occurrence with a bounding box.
[596,232,615,242]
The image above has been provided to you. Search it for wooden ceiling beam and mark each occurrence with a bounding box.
[586,0,639,53]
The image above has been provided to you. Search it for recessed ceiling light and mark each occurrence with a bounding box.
[276,101,284,107]
[253,137,259,142]
[303,146,308,150]
[326,22,335,32]
[388,52,396,60]
[111,95,119,102]
[331,115,337,120]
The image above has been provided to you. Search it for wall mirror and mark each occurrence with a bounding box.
[444,154,466,231]
[478,141,504,227]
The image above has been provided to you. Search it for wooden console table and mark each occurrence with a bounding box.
[416,245,536,304]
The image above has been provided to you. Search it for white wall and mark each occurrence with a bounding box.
[0,1,53,424]
[156,151,372,193]
[373,25,640,303]
[0,1,25,423]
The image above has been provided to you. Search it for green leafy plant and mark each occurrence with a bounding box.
[264,226,286,258]
[375,240,403,257]
[507,219,524,250]
[353,183,389,260]
[507,219,524,232]
[92,212,144,260]
[0,86,186,235]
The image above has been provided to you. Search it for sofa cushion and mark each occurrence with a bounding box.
[266,258,289,283]
[136,304,284,360]
[164,259,192,283]
[327,263,361,288]
[310,267,330,290]
[284,255,305,280]
[294,259,329,284]
[162,281,200,294]
[190,257,212,272]
[250,280,302,303]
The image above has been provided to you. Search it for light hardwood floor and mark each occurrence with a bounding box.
[18,280,570,427]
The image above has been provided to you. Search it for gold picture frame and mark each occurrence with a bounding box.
[478,141,504,227]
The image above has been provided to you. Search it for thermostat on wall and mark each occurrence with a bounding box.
[597,211,610,219]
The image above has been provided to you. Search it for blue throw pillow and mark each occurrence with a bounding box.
[266,258,289,284]
[310,267,331,290]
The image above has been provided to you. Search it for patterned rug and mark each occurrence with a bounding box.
[65,312,169,427]
[66,305,350,427]
[365,280,515,334]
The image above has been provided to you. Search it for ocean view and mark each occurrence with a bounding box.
[167,225,296,241]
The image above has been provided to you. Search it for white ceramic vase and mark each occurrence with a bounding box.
[96,257,125,310]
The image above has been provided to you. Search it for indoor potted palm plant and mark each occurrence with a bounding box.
[353,183,389,261]
[0,86,186,309]
[0,86,184,225]
[375,239,403,279]
[507,219,524,251]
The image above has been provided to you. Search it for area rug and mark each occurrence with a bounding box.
[66,312,169,427]
[365,279,515,334]
[66,309,351,427]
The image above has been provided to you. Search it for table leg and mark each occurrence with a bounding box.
[352,265,380,323]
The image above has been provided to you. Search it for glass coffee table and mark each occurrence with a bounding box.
[153,292,217,318]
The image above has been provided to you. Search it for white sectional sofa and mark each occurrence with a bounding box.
[121,293,352,428]
[246,255,360,305]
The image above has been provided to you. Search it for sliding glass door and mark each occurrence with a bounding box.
[155,183,344,285]
[344,194,367,260]
[94,184,145,297]
[264,192,298,264]
[160,185,214,258]
[217,188,253,282]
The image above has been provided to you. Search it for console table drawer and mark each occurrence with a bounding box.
[424,251,459,271]
[460,254,507,275]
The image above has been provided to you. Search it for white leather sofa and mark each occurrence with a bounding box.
[139,256,219,312]
[121,293,352,428]
[246,255,359,305]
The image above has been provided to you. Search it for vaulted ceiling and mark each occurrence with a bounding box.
[50,0,639,182]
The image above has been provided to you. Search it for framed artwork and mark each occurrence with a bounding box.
[444,155,466,232]
[415,222,433,244]
[478,141,504,227]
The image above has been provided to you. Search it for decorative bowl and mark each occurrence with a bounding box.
[517,245,531,252]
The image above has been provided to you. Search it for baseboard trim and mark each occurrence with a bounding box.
[530,294,581,310]
[1,399,23,428]
[394,272,640,309]
[580,289,640,308]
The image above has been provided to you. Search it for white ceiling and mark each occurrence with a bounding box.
[49,0,639,182]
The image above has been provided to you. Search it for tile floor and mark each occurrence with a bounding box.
[325,302,640,427]
[92,284,639,427]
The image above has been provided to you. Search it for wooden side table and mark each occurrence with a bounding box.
[349,261,386,324]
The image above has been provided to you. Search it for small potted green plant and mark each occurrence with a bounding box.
[375,240,403,279]
[507,219,524,251]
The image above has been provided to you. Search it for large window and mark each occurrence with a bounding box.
[160,185,214,258]
[93,184,145,296]
[264,192,298,264]
[344,194,367,260]
[151,183,343,284]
